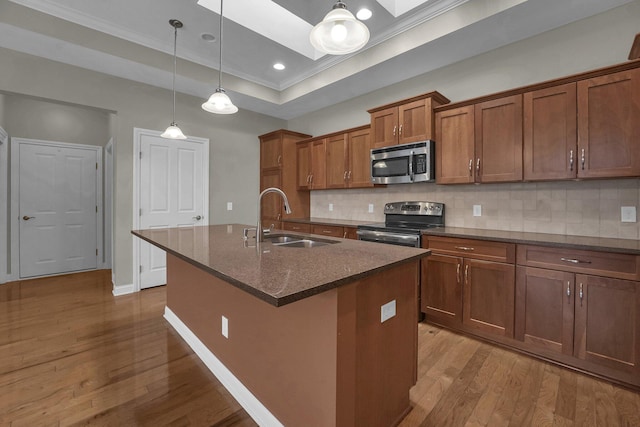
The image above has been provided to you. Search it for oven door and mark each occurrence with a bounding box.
[356,229,420,247]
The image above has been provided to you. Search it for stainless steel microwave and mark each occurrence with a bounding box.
[370,140,435,184]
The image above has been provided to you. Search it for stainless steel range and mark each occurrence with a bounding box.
[356,201,445,247]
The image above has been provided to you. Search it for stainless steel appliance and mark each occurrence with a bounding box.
[356,201,444,247]
[370,140,435,184]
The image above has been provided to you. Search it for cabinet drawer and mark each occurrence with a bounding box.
[517,245,640,281]
[311,224,344,238]
[427,236,515,263]
[282,222,312,233]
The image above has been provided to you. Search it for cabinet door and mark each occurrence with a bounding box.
[398,99,430,144]
[326,134,348,189]
[296,142,311,190]
[421,254,463,326]
[347,128,373,188]
[574,274,640,376]
[260,135,282,170]
[515,266,575,356]
[577,68,640,178]
[310,139,327,189]
[463,259,515,338]
[260,168,282,223]
[343,226,358,240]
[370,107,398,148]
[435,106,475,184]
[523,83,577,181]
[475,95,523,183]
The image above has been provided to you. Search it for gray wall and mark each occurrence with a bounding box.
[0,94,5,127]
[0,47,284,290]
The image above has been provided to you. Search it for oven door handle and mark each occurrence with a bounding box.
[356,229,420,247]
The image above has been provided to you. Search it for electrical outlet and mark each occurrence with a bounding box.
[473,205,482,217]
[621,206,637,223]
[368,203,374,213]
[227,202,233,211]
[221,316,229,338]
[329,203,333,211]
[381,300,396,323]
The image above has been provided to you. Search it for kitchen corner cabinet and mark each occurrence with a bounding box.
[326,126,373,189]
[516,244,640,383]
[435,95,523,184]
[422,236,516,338]
[369,92,449,149]
[296,138,326,190]
[259,130,311,228]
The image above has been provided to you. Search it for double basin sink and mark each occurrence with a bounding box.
[264,234,339,248]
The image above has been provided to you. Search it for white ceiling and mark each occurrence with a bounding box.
[0,0,635,119]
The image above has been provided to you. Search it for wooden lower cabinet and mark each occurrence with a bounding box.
[421,254,462,327]
[343,226,358,240]
[311,224,345,238]
[282,222,311,233]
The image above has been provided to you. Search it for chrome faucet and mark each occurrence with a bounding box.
[256,187,292,242]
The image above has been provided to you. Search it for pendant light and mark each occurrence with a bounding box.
[310,1,370,55]
[202,0,238,114]
[161,19,187,140]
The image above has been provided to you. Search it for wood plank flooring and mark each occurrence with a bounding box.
[1,270,639,426]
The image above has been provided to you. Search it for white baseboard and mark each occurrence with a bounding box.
[112,282,135,296]
[163,306,283,427]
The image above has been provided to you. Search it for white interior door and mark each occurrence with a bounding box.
[138,132,208,289]
[18,142,98,278]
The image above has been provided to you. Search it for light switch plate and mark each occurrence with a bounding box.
[381,300,396,323]
[621,206,637,223]
[473,205,482,217]
[227,202,233,211]
[329,203,333,211]
[368,203,374,213]
[221,316,229,338]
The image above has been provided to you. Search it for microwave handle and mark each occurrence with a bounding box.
[409,151,414,181]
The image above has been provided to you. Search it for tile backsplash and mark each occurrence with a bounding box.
[310,179,640,240]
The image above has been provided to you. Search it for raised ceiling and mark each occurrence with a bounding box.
[0,0,634,119]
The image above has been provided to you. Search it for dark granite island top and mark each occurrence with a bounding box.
[132,224,428,306]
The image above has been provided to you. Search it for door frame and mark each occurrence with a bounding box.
[132,128,210,293]
[0,127,8,284]
[104,137,113,272]
[9,137,103,281]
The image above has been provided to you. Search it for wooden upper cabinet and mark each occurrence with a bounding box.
[347,127,373,188]
[435,106,475,184]
[370,107,398,149]
[260,168,282,224]
[574,274,640,376]
[296,141,312,190]
[523,83,577,181]
[297,138,326,190]
[326,134,348,189]
[577,68,640,178]
[369,92,449,149]
[260,134,283,170]
[475,95,523,183]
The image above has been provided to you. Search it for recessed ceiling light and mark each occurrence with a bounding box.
[273,63,285,71]
[201,33,216,42]
[356,8,372,20]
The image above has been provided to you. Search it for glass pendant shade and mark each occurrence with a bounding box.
[161,123,187,139]
[202,87,238,114]
[310,2,370,55]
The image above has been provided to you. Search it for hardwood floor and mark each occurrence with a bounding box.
[1,270,639,426]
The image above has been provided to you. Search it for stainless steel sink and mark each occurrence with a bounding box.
[264,234,338,248]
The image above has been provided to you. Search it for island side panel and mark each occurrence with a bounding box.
[337,261,419,427]
[166,254,339,427]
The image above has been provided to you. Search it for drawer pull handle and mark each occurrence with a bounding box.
[322,230,332,234]
[560,257,591,264]
[455,246,475,251]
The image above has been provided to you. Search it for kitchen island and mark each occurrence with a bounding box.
[132,224,429,427]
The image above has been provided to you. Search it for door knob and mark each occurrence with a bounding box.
[193,215,202,221]
[22,215,35,220]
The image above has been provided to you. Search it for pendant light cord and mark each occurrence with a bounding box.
[218,0,224,89]
[172,23,178,123]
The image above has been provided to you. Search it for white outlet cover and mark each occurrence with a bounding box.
[621,206,637,223]
[221,315,229,338]
[368,203,374,213]
[473,205,482,217]
[381,300,396,323]
[329,203,333,211]
[227,202,233,211]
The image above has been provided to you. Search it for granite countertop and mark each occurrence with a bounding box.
[132,224,428,307]
[283,217,379,227]
[422,227,640,255]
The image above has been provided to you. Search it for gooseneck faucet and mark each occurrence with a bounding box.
[256,187,292,242]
